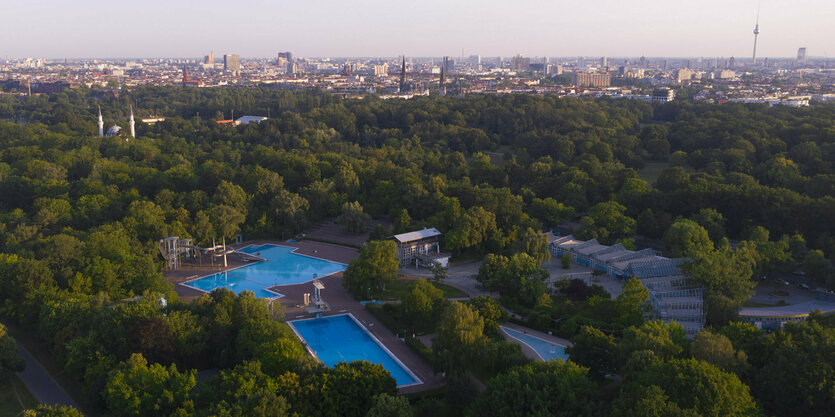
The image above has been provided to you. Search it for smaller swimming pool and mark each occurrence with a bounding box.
[501,326,569,362]
[289,314,421,387]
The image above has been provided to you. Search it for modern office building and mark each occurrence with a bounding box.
[224,54,241,76]
[204,52,214,65]
[797,47,807,63]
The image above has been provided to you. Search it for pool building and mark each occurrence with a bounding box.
[550,235,705,337]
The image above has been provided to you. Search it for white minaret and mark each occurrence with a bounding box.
[97,106,104,137]
[129,105,136,138]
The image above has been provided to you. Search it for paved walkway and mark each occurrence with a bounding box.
[16,342,80,411]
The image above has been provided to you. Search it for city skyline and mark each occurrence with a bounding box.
[1,0,833,59]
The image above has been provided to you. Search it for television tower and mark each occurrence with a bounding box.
[97,106,104,137]
[752,8,760,65]
[129,105,136,138]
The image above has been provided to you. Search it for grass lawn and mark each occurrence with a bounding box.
[375,278,467,300]
[0,375,39,417]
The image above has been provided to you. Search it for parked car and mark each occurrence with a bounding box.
[797,283,810,290]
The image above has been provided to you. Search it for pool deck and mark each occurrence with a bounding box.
[163,239,443,393]
[499,322,572,362]
[274,272,445,393]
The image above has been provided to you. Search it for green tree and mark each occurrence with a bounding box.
[401,279,444,331]
[338,201,371,233]
[22,405,84,417]
[391,209,412,234]
[103,353,195,417]
[622,359,760,417]
[433,301,487,372]
[616,278,650,326]
[466,361,602,417]
[446,206,497,254]
[528,197,576,228]
[683,246,756,325]
[468,296,503,335]
[619,321,685,365]
[754,318,834,417]
[512,227,551,264]
[690,329,748,374]
[366,393,412,417]
[664,218,713,258]
[0,323,25,381]
[199,361,292,417]
[566,326,618,379]
[343,240,399,297]
[577,201,636,245]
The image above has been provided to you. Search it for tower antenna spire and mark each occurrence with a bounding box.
[752,5,760,65]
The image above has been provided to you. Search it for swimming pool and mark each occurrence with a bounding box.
[289,314,421,387]
[501,326,569,361]
[183,244,347,298]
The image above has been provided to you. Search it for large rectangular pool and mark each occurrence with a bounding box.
[501,326,569,361]
[183,244,347,298]
[289,314,421,387]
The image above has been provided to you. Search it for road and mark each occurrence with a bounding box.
[16,342,81,411]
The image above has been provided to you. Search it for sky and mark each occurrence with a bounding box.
[1,0,833,59]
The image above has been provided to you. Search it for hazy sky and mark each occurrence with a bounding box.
[1,0,833,59]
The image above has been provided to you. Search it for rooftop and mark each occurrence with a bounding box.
[739,300,835,318]
[391,228,441,243]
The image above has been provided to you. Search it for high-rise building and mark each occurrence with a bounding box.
[97,106,104,137]
[443,56,455,74]
[224,54,241,76]
[797,47,808,63]
[129,105,135,139]
[399,56,406,93]
[277,52,292,66]
[601,56,607,68]
[204,52,214,65]
[572,72,611,87]
[511,55,531,72]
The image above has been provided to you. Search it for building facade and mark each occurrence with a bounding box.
[573,71,611,87]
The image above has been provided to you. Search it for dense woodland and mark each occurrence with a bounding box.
[0,88,833,416]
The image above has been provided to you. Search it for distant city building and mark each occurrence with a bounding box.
[277,51,292,67]
[204,52,214,65]
[797,47,807,63]
[601,56,607,68]
[443,56,455,74]
[511,55,531,72]
[651,88,676,103]
[223,54,241,76]
[676,68,695,82]
[573,71,611,87]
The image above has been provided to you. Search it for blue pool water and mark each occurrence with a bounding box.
[184,244,346,298]
[290,314,420,387]
[502,326,569,361]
